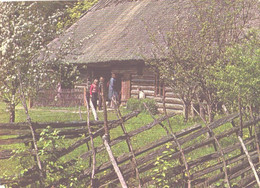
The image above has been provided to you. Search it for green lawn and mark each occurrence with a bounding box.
[0,102,193,185]
[0,102,249,187]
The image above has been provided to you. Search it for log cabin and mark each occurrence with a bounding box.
[49,0,184,113]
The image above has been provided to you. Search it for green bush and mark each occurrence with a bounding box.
[126,98,158,115]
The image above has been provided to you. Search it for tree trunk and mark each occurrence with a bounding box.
[207,104,214,123]
[199,102,205,121]
[196,92,205,121]
[9,103,15,123]
[183,101,190,122]
[9,93,16,123]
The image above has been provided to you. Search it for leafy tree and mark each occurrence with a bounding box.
[146,0,259,122]
[57,0,98,30]
[0,2,72,122]
[213,30,260,115]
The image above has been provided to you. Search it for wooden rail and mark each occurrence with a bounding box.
[0,113,259,188]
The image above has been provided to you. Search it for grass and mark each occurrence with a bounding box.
[0,102,253,187]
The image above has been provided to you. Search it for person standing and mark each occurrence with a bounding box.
[89,79,99,110]
[108,73,118,108]
[98,77,104,110]
[138,87,146,99]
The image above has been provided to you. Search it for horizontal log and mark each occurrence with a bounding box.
[0,122,29,130]
[158,108,183,114]
[131,83,155,88]
[165,92,179,98]
[0,134,89,145]
[131,74,155,79]
[131,79,155,83]
[131,85,155,90]
[130,94,138,98]
[0,150,14,159]
[0,119,117,130]
[0,129,30,136]
[0,138,29,145]
[0,149,35,160]
[131,90,154,95]
[153,96,183,104]
[164,86,173,92]
[157,103,183,110]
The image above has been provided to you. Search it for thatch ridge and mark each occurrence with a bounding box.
[49,0,259,65]
[50,0,179,65]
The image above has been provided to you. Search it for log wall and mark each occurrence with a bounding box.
[131,69,183,114]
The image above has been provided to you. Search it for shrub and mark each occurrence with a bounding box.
[126,98,158,115]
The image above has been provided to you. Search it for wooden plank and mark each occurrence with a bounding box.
[158,109,183,114]
[131,79,155,83]
[131,74,155,79]
[131,90,154,95]
[164,86,173,92]
[157,103,183,110]
[131,85,155,90]
[152,97,183,104]
[165,92,179,98]
[131,82,155,87]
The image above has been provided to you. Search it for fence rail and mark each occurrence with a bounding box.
[0,111,259,187]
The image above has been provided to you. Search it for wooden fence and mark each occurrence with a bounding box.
[0,110,259,187]
[33,88,84,107]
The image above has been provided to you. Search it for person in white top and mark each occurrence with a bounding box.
[138,87,146,99]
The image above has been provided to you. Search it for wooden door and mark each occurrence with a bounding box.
[120,74,131,105]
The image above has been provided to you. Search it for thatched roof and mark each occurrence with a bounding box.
[51,0,179,65]
[50,0,259,66]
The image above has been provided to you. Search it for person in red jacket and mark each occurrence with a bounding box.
[89,79,99,110]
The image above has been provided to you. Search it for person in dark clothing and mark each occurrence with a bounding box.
[89,79,99,110]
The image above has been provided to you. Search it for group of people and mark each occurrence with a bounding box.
[89,73,119,111]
